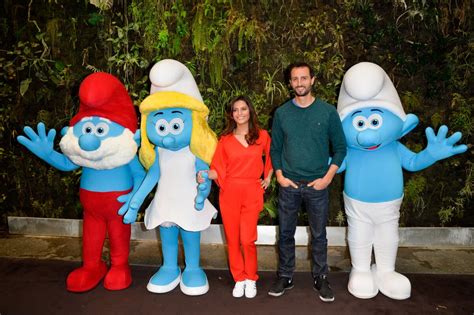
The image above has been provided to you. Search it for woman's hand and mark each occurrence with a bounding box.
[260,178,270,189]
[260,172,273,190]
[197,170,217,183]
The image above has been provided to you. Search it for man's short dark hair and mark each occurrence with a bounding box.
[284,62,315,83]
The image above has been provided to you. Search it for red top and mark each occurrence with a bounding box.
[210,129,273,189]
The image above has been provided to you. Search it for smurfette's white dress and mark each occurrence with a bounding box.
[144,146,217,232]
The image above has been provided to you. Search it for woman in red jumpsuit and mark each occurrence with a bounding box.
[199,96,273,298]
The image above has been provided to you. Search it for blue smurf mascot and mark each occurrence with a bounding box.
[121,59,218,295]
[17,72,144,292]
[337,62,467,300]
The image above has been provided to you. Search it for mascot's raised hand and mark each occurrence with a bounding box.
[17,72,144,293]
[424,126,466,161]
[122,59,218,296]
[336,62,467,300]
[18,123,76,171]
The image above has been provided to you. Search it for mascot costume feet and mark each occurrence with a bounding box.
[18,73,144,292]
[336,62,467,300]
[121,59,218,296]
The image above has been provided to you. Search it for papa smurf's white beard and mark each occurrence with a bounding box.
[59,128,138,170]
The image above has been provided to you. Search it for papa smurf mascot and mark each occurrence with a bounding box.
[17,72,144,292]
[121,59,218,295]
[336,62,467,300]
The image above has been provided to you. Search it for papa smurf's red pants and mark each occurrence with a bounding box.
[219,179,264,282]
[79,188,131,269]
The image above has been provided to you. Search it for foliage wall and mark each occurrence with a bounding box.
[1,0,472,228]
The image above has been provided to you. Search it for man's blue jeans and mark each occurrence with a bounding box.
[277,182,329,279]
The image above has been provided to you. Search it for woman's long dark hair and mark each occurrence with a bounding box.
[221,95,260,145]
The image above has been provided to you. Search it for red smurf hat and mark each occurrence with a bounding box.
[70,72,138,132]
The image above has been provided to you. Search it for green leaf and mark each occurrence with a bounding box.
[20,79,32,97]
[87,13,104,26]
[54,61,65,71]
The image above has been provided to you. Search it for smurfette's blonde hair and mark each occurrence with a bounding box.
[139,91,217,170]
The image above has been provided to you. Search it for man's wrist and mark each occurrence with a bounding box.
[277,176,286,183]
[275,170,284,181]
[324,165,339,182]
[323,174,334,183]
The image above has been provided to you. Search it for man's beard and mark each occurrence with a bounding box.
[59,128,138,170]
[294,86,312,97]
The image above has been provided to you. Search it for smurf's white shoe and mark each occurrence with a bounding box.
[179,267,209,296]
[348,269,378,299]
[147,267,181,294]
[372,265,411,300]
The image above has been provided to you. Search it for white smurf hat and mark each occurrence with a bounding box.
[149,59,203,102]
[337,62,406,120]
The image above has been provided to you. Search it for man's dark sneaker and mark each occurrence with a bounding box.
[268,277,294,297]
[314,274,335,302]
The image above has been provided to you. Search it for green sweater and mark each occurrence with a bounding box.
[270,98,346,181]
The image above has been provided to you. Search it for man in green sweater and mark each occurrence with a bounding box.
[268,62,346,302]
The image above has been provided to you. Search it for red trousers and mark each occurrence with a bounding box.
[219,179,264,282]
[79,189,131,268]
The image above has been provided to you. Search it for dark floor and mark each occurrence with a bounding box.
[0,257,473,315]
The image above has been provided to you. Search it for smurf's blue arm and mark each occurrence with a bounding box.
[130,155,146,189]
[17,122,79,172]
[122,154,160,224]
[195,157,209,172]
[195,157,211,210]
[117,155,146,220]
[399,125,467,172]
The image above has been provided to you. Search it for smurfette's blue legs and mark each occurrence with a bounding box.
[179,228,209,295]
[147,225,181,293]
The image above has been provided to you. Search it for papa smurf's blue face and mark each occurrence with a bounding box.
[72,116,125,151]
[342,107,404,151]
[146,108,192,151]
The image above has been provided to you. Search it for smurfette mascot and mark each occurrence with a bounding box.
[17,72,144,292]
[336,62,467,300]
[122,59,218,295]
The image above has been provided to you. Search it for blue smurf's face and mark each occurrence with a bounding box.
[72,116,125,151]
[342,107,404,151]
[146,108,192,151]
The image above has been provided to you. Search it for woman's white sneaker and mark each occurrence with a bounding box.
[245,280,257,298]
[232,281,245,298]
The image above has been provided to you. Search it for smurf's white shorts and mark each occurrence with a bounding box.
[343,192,403,225]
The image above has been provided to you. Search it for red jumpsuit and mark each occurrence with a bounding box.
[210,130,272,281]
